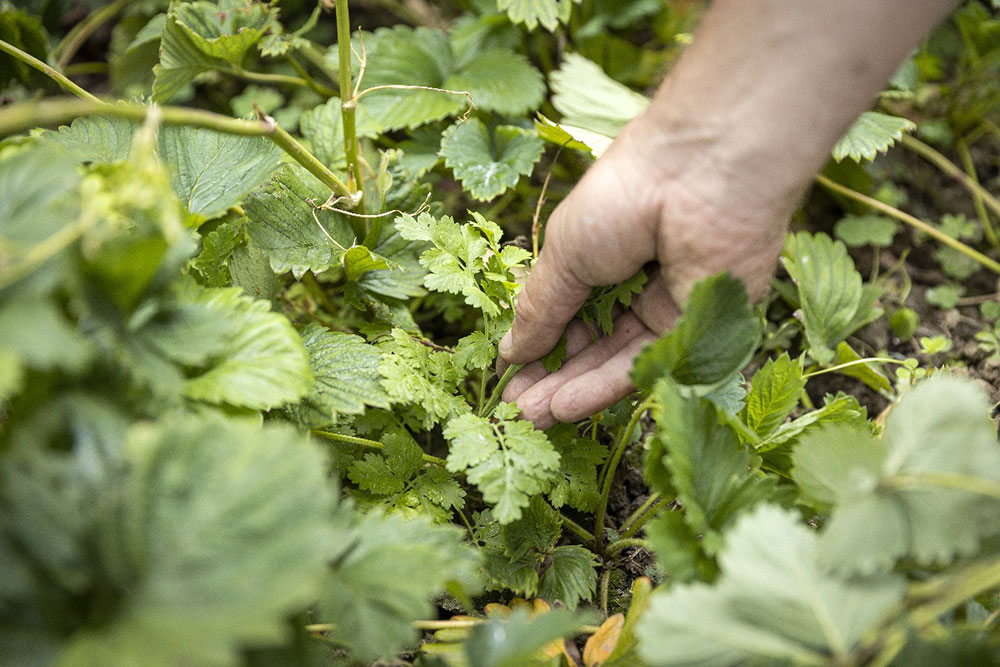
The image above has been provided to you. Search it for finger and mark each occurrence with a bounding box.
[498,241,592,365]
[549,329,658,423]
[512,312,650,427]
[502,320,595,402]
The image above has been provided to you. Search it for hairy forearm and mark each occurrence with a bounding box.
[638,0,958,207]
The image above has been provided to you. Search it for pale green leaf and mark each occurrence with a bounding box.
[497,0,580,31]
[830,341,892,395]
[318,512,480,661]
[537,545,598,609]
[631,273,761,394]
[157,125,280,219]
[782,232,882,365]
[228,242,279,301]
[182,287,312,409]
[440,119,544,201]
[348,433,424,495]
[550,53,649,138]
[242,165,354,278]
[443,49,544,116]
[794,375,1000,574]
[832,111,915,162]
[0,298,92,374]
[757,392,867,453]
[833,214,899,248]
[637,504,906,666]
[44,114,137,164]
[741,353,804,439]
[444,407,561,523]
[455,330,496,370]
[59,416,335,667]
[378,328,468,429]
[291,323,390,426]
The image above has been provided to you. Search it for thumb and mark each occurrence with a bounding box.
[499,238,591,364]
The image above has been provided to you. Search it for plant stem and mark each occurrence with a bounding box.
[0,39,99,102]
[559,512,596,544]
[956,137,999,248]
[908,555,1000,629]
[604,538,651,559]
[802,357,911,379]
[268,123,354,201]
[815,174,1000,275]
[334,0,365,211]
[51,0,130,70]
[283,54,337,97]
[311,429,447,466]
[481,363,524,417]
[594,395,653,550]
[0,98,354,203]
[900,134,1000,236]
[618,493,665,540]
[885,471,1000,500]
[228,66,323,93]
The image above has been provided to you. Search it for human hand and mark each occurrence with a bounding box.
[497,113,796,429]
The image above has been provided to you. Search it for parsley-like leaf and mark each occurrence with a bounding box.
[444,406,561,523]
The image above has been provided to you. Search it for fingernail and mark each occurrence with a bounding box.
[499,331,513,359]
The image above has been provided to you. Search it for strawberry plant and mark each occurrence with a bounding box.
[2,1,1000,665]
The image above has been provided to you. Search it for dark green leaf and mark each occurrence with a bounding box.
[631,273,761,394]
[440,119,544,201]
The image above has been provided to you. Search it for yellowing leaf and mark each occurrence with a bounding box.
[584,613,624,666]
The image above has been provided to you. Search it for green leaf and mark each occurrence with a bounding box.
[637,504,906,666]
[157,125,281,219]
[782,232,882,365]
[0,9,49,89]
[242,165,354,278]
[465,607,581,667]
[378,328,469,429]
[440,119,544,201]
[0,298,93,375]
[648,380,778,554]
[396,211,501,316]
[318,511,480,661]
[455,330,497,370]
[299,96,380,168]
[758,392,868,453]
[443,49,545,116]
[44,114,137,164]
[631,273,761,394]
[830,341,892,395]
[497,0,580,31]
[181,286,312,410]
[444,406,561,523]
[580,270,647,336]
[833,111,915,162]
[57,416,335,667]
[0,144,81,291]
[537,545,598,609]
[348,433,424,495]
[545,423,607,512]
[550,53,649,139]
[153,1,274,102]
[926,283,963,309]
[833,214,900,248]
[290,323,390,426]
[352,26,466,132]
[793,375,1000,574]
[741,353,804,439]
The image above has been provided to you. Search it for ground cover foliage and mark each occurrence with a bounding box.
[1,0,1000,665]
